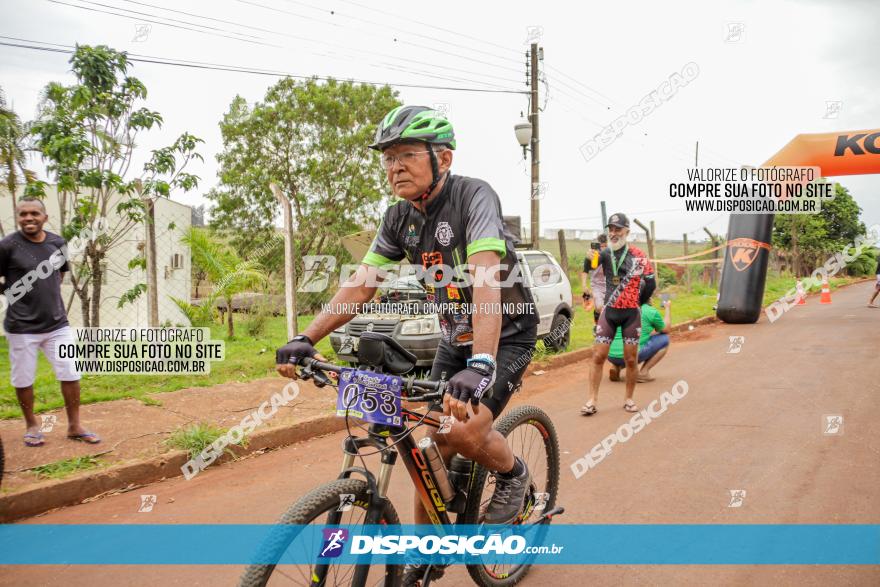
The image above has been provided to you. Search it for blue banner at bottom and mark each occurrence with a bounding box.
[0,524,878,565]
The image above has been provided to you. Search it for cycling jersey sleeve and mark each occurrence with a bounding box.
[465,185,507,259]
[362,208,405,269]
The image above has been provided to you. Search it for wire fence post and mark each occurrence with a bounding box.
[683,233,691,292]
[633,218,655,261]
[703,227,719,287]
[557,229,569,277]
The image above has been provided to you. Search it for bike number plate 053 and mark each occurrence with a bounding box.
[335,369,403,426]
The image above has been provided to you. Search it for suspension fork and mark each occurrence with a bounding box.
[335,434,401,587]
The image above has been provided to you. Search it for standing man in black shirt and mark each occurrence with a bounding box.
[0,198,100,447]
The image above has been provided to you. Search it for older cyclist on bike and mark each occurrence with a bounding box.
[276,105,539,585]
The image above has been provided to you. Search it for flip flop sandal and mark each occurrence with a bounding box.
[580,404,598,416]
[624,400,639,413]
[68,431,101,444]
[24,432,45,447]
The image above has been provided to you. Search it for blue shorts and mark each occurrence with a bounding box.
[607,333,669,366]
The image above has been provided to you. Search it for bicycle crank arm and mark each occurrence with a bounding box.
[530,505,565,525]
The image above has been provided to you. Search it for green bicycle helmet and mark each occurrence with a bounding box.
[370,105,456,201]
[369,105,456,151]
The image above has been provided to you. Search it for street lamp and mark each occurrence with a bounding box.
[514,121,532,159]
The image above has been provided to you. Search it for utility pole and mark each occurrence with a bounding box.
[529,42,540,249]
[600,200,607,231]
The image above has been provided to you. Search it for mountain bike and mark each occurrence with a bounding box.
[240,331,562,587]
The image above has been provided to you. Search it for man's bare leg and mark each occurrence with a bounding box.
[60,380,89,436]
[869,286,879,307]
[413,406,511,524]
[639,347,668,379]
[587,342,611,407]
[15,386,41,439]
[623,344,638,403]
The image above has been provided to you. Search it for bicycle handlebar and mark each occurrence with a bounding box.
[296,357,446,402]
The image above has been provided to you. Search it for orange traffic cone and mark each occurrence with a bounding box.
[820,277,832,304]
[796,280,807,305]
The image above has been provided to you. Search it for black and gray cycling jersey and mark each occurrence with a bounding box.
[363,173,538,346]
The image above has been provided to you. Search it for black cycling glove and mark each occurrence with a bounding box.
[275,334,317,366]
[448,365,496,406]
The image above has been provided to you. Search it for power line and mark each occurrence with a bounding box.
[278,0,523,66]
[338,0,524,59]
[46,0,279,47]
[52,0,525,90]
[75,0,262,40]
[237,0,523,76]
[545,63,615,106]
[0,37,528,94]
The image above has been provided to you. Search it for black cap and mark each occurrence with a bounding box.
[606,213,630,228]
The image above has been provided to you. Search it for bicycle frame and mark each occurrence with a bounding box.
[310,408,459,587]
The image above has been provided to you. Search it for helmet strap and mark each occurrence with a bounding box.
[420,144,441,201]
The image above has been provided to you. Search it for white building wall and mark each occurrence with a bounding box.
[0,187,191,330]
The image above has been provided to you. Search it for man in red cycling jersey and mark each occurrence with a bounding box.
[581,213,655,415]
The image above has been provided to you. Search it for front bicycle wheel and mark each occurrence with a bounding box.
[461,405,560,587]
[239,478,401,587]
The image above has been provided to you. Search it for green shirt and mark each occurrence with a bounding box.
[608,304,666,359]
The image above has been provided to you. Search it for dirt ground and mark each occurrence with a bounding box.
[2,282,879,586]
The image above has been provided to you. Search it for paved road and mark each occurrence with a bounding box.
[4,282,879,586]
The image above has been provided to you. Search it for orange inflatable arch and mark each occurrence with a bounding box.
[717,128,880,323]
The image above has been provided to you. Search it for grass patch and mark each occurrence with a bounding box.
[1,274,863,418]
[31,455,104,480]
[0,315,336,419]
[164,422,237,459]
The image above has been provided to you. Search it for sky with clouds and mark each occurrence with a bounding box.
[2,0,878,240]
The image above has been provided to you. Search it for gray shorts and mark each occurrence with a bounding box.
[5,326,80,388]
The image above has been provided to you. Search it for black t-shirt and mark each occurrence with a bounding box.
[364,173,538,346]
[0,231,70,334]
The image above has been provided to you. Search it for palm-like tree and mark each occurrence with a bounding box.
[174,227,267,337]
[0,87,36,237]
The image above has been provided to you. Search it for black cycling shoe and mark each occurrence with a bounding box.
[484,457,530,525]
[402,563,447,586]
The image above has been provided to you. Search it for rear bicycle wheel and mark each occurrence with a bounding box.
[239,478,401,587]
[461,405,560,587]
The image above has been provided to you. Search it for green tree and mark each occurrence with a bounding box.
[207,78,399,313]
[772,183,865,275]
[0,87,39,236]
[29,45,202,326]
[173,228,266,337]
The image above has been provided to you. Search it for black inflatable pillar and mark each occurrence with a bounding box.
[716,213,774,324]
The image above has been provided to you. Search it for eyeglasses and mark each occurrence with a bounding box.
[381,150,433,170]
